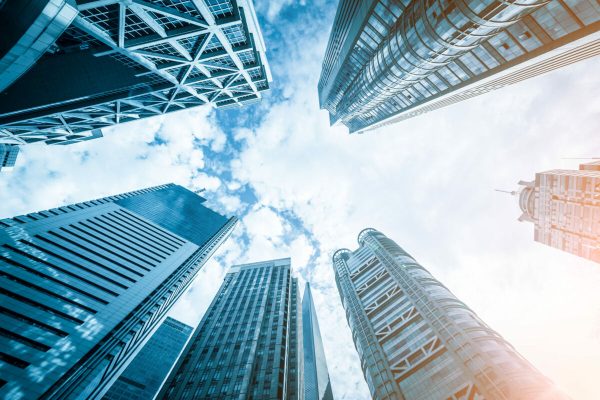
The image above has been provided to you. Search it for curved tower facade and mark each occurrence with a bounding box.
[333,228,568,400]
[319,0,600,133]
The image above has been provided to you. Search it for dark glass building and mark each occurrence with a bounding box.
[0,0,271,165]
[0,183,237,399]
[318,0,600,133]
[333,229,569,400]
[103,317,193,400]
[302,283,334,400]
[157,258,302,400]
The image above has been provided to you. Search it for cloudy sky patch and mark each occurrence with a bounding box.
[1,1,600,399]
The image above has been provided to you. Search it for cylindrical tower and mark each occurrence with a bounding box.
[335,0,549,122]
[333,228,569,400]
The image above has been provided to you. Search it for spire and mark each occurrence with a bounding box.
[494,189,519,196]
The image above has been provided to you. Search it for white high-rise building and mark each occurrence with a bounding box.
[518,161,600,263]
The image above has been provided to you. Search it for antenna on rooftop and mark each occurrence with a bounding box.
[494,189,519,196]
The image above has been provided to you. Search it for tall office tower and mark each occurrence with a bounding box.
[103,317,193,400]
[0,0,271,166]
[302,283,334,400]
[333,228,568,400]
[318,0,600,133]
[517,160,600,263]
[158,258,302,400]
[0,144,20,171]
[0,184,237,399]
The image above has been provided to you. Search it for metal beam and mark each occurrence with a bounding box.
[131,0,208,27]
[129,4,167,37]
[77,0,120,11]
[118,3,126,48]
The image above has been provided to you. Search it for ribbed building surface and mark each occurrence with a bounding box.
[157,258,302,400]
[0,184,236,399]
[318,0,600,133]
[103,317,193,400]
[0,0,271,165]
[302,283,334,400]
[333,228,569,400]
[518,160,600,263]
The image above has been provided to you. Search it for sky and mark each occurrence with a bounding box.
[1,1,600,399]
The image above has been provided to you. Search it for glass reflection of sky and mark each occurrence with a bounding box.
[115,185,228,247]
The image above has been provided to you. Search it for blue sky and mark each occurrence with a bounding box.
[1,1,600,399]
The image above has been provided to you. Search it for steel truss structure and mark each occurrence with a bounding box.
[0,0,271,147]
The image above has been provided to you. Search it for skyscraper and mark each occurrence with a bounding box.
[302,283,334,400]
[103,317,193,400]
[318,0,600,133]
[0,144,20,172]
[0,0,271,165]
[157,258,302,400]
[0,183,237,399]
[333,228,568,400]
[517,160,600,263]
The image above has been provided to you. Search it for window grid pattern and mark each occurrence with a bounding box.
[318,0,600,133]
[0,185,236,399]
[158,259,300,400]
[518,163,600,263]
[333,229,568,399]
[103,317,193,400]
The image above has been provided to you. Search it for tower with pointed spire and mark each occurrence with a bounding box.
[302,283,334,400]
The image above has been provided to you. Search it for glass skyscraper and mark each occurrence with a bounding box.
[517,160,600,263]
[318,0,600,133]
[157,258,302,400]
[103,317,193,400]
[302,283,334,400]
[0,183,237,399]
[0,0,271,166]
[333,228,569,400]
[0,144,19,172]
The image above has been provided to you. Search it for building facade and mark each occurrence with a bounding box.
[318,0,600,133]
[103,317,193,400]
[302,283,334,400]
[333,228,568,400]
[0,144,20,172]
[0,183,237,399]
[157,258,302,400]
[518,161,600,263]
[0,0,271,165]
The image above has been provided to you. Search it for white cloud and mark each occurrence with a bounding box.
[191,172,222,191]
[1,2,599,399]
[218,194,243,214]
[243,206,286,239]
[167,257,227,327]
[224,8,600,397]
[254,0,299,22]
[0,105,226,219]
